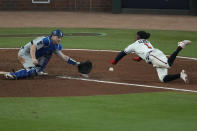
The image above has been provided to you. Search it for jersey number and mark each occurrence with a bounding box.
[144,43,152,49]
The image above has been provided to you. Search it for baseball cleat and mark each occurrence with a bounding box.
[37,71,48,76]
[180,70,189,84]
[178,40,191,48]
[4,73,17,80]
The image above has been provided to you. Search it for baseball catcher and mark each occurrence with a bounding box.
[4,29,92,80]
[110,31,191,83]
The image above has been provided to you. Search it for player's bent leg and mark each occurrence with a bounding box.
[37,55,52,75]
[155,67,188,83]
[163,74,180,82]
[156,68,168,82]
[167,47,182,67]
[4,67,38,80]
[18,55,35,69]
[156,67,181,83]
[168,40,191,67]
[149,49,170,68]
[18,56,25,65]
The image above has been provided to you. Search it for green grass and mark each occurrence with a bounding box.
[0,28,196,57]
[0,28,197,131]
[0,92,197,131]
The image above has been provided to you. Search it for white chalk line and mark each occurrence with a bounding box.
[0,48,197,61]
[0,71,9,74]
[58,75,197,93]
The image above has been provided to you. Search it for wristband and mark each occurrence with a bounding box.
[67,58,77,65]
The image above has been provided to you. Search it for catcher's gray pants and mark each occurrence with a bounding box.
[18,48,51,72]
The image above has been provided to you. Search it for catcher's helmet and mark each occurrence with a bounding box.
[51,29,64,37]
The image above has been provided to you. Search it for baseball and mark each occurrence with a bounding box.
[109,67,114,72]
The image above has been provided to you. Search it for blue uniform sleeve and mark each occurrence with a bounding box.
[42,37,50,46]
[114,51,127,64]
[54,44,62,54]
[58,44,62,51]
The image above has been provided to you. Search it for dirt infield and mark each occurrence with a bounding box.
[0,49,197,97]
[0,11,197,31]
[0,12,197,97]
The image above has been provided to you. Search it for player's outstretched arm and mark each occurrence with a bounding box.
[55,51,79,65]
[110,51,127,65]
[55,51,92,74]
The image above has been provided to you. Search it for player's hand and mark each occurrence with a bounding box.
[32,58,38,65]
[132,57,142,62]
[109,59,116,65]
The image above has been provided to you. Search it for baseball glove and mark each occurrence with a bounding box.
[77,60,92,74]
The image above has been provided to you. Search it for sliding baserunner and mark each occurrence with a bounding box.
[110,31,191,83]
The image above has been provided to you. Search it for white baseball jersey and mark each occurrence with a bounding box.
[124,39,170,82]
[124,39,154,61]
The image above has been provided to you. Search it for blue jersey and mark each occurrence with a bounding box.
[20,36,62,58]
[35,36,62,58]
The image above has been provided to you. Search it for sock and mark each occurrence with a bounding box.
[163,74,180,82]
[168,47,182,67]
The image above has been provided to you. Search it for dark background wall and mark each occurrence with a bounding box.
[0,0,112,11]
[122,0,190,10]
[0,0,196,15]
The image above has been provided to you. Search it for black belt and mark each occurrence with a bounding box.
[146,50,153,61]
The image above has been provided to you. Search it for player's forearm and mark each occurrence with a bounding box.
[58,52,69,62]
[30,45,37,60]
[114,51,127,64]
[56,51,77,65]
[110,51,127,65]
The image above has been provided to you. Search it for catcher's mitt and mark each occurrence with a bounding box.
[77,60,92,74]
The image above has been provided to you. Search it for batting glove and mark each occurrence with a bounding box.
[109,59,116,65]
[132,57,142,62]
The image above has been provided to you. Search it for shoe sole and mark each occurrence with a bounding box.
[4,74,16,80]
[181,70,189,84]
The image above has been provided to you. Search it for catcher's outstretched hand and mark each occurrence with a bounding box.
[77,60,92,74]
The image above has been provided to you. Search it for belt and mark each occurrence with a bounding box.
[145,50,153,61]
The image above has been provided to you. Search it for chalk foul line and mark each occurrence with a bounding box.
[57,75,197,93]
